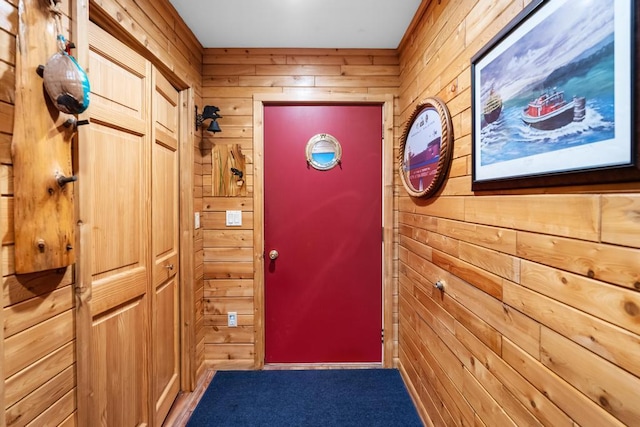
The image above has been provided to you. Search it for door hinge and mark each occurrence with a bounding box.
[381,329,385,344]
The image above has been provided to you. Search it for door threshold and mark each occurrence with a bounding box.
[264,362,383,370]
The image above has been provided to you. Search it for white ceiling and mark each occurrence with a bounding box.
[167,0,423,49]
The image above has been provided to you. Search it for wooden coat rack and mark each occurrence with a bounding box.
[12,0,77,273]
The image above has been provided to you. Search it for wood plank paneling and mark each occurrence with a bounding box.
[4,0,636,425]
[456,323,572,427]
[504,280,640,378]
[204,343,255,361]
[2,0,202,425]
[3,285,74,338]
[397,1,640,426]
[461,367,517,427]
[541,327,640,426]
[465,195,600,241]
[458,241,520,283]
[503,337,625,427]
[1,1,77,422]
[90,0,199,89]
[2,268,72,307]
[5,365,75,427]
[0,102,14,134]
[202,48,399,369]
[0,62,14,104]
[4,341,74,409]
[0,0,17,34]
[601,194,640,248]
[4,310,74,378]
[432,249,503,299]
[0,133,12,164]
[520,260,640,336]
[204,280,253,298]
[24,388,75,427]
[517,231,639,290]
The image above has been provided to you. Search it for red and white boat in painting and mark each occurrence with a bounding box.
[521,88,585,130]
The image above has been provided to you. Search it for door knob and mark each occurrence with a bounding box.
[268,250,279,260]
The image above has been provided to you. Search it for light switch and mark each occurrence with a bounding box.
[226,210,242,226]
[194,212,201,229]
[228,312,237,327]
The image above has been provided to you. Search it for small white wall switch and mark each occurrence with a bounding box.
[228,312,238,327]
[226,210,242,226]
[194,212,201,229]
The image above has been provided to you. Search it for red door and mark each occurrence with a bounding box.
[264,104,383,363]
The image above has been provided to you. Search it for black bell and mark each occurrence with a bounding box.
[207,119,222,133]
[196,105,223,132]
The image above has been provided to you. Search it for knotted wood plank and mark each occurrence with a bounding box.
[12,0,75,273]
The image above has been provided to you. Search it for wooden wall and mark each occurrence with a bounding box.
[397,1,640,426]
[2,1,77,424]
[1,0,203,424]
[201,48,400,369]
[4,0,639,424]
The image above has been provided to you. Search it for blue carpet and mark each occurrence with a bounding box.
[187,369,423,426]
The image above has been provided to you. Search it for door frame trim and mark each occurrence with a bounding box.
[178,88,196,391]
[253,93,395,368]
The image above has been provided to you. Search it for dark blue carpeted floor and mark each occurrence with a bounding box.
[186,369,423,426]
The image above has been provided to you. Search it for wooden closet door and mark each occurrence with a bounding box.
[81,22,152,426]
[151,69,181,425]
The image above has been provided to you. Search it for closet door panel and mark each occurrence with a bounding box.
[80,22,152,427]
[151,68,181,426]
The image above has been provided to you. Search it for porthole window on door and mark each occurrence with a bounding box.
[306,133,342,170]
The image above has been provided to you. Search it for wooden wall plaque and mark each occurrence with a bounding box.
[12,0,76,273]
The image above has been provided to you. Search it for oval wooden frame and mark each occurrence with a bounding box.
[399,97,454,198]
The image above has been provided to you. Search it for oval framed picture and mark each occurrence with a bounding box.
[399,97,454,198]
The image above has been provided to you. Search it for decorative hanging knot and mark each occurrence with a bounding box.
[48,0,66,52]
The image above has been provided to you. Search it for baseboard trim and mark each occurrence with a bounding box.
[398,362,432,427]
[264,362,383,370]
[163,369,215,426]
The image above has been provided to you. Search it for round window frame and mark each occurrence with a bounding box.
[399,97,454,198]
[305,133,342,171]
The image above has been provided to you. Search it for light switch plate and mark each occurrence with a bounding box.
[226,210,242,226]
[194,212,201,229]
[228,312,237,327]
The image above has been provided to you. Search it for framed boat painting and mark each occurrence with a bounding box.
[471,0,640,191]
